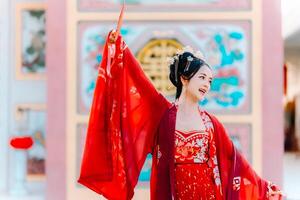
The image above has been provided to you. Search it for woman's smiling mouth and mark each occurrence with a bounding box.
[199,88,207,94]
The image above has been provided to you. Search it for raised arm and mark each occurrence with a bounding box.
[78,32,170,200]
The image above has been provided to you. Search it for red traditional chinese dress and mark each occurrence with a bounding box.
[78,32,283,200]
[174,109,221,200]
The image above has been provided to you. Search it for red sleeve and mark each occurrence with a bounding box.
[78,33,170,200]
[208,113,283,200]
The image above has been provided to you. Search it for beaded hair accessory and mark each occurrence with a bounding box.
[167,46,205,84]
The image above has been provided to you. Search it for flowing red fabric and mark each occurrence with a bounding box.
[207,113,282,200]
[78,31,282,200]
[150,106,282,200]
[78,32,170,200]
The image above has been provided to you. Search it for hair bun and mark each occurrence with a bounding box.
[168,48,208,99]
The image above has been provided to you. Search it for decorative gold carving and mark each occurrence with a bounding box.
[137,39,183,96]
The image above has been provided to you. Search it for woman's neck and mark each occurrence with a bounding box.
[176,93,199,115]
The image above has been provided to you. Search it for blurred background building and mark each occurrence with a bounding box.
[0,0,299,199]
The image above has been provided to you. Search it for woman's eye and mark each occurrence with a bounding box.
[199,76,205,79]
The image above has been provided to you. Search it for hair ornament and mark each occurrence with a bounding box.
[184,56,193,72]
[167,46,207,83]
[187,56,193,62]
[167,55,179,65]
[174,58,179,84]
[171,45,205,62]
[167,57,175,65]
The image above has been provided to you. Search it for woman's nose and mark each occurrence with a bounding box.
[204,82,210,89]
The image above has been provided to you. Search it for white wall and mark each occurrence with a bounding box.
[285,48,300,101]
[0,0,10,193]
[0,0,46,195]
[282,0,300,38]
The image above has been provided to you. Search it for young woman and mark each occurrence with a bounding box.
[78,31,282,200]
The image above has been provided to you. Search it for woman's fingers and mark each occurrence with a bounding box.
[109,30,118,44]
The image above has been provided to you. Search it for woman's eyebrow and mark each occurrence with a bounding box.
[199,73,207,76]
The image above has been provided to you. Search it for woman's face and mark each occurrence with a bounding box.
[181,65,213,101]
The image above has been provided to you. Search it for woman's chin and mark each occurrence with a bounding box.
[196,94,204,101]
[186,92,205,102]
[198,93,207,101]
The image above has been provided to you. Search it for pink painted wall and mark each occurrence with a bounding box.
[46,0,67,199]
[262,0,284,185]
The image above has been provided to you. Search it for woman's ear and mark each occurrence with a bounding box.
[180,76,188,86]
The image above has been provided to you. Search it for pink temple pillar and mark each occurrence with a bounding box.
[46,0,67,199]
[262,0,284,185]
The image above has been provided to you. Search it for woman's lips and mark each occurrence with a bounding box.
[199,88,206,94]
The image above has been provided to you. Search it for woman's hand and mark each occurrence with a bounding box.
[109,29,118,44]
[267,182,285,199]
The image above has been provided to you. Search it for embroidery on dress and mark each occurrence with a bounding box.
[200,110,214,131]
[174,109,222,199]
[212,155,221,185]
[130,86,137,94]
[202,111,222,194]
[233,176,241,191]
[98,68,106,82]
[175,131,210,163]
[157,145,162,164]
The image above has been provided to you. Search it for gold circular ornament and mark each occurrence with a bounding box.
[136,39,183,97]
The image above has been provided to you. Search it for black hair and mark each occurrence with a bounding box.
[169,52,210,99]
